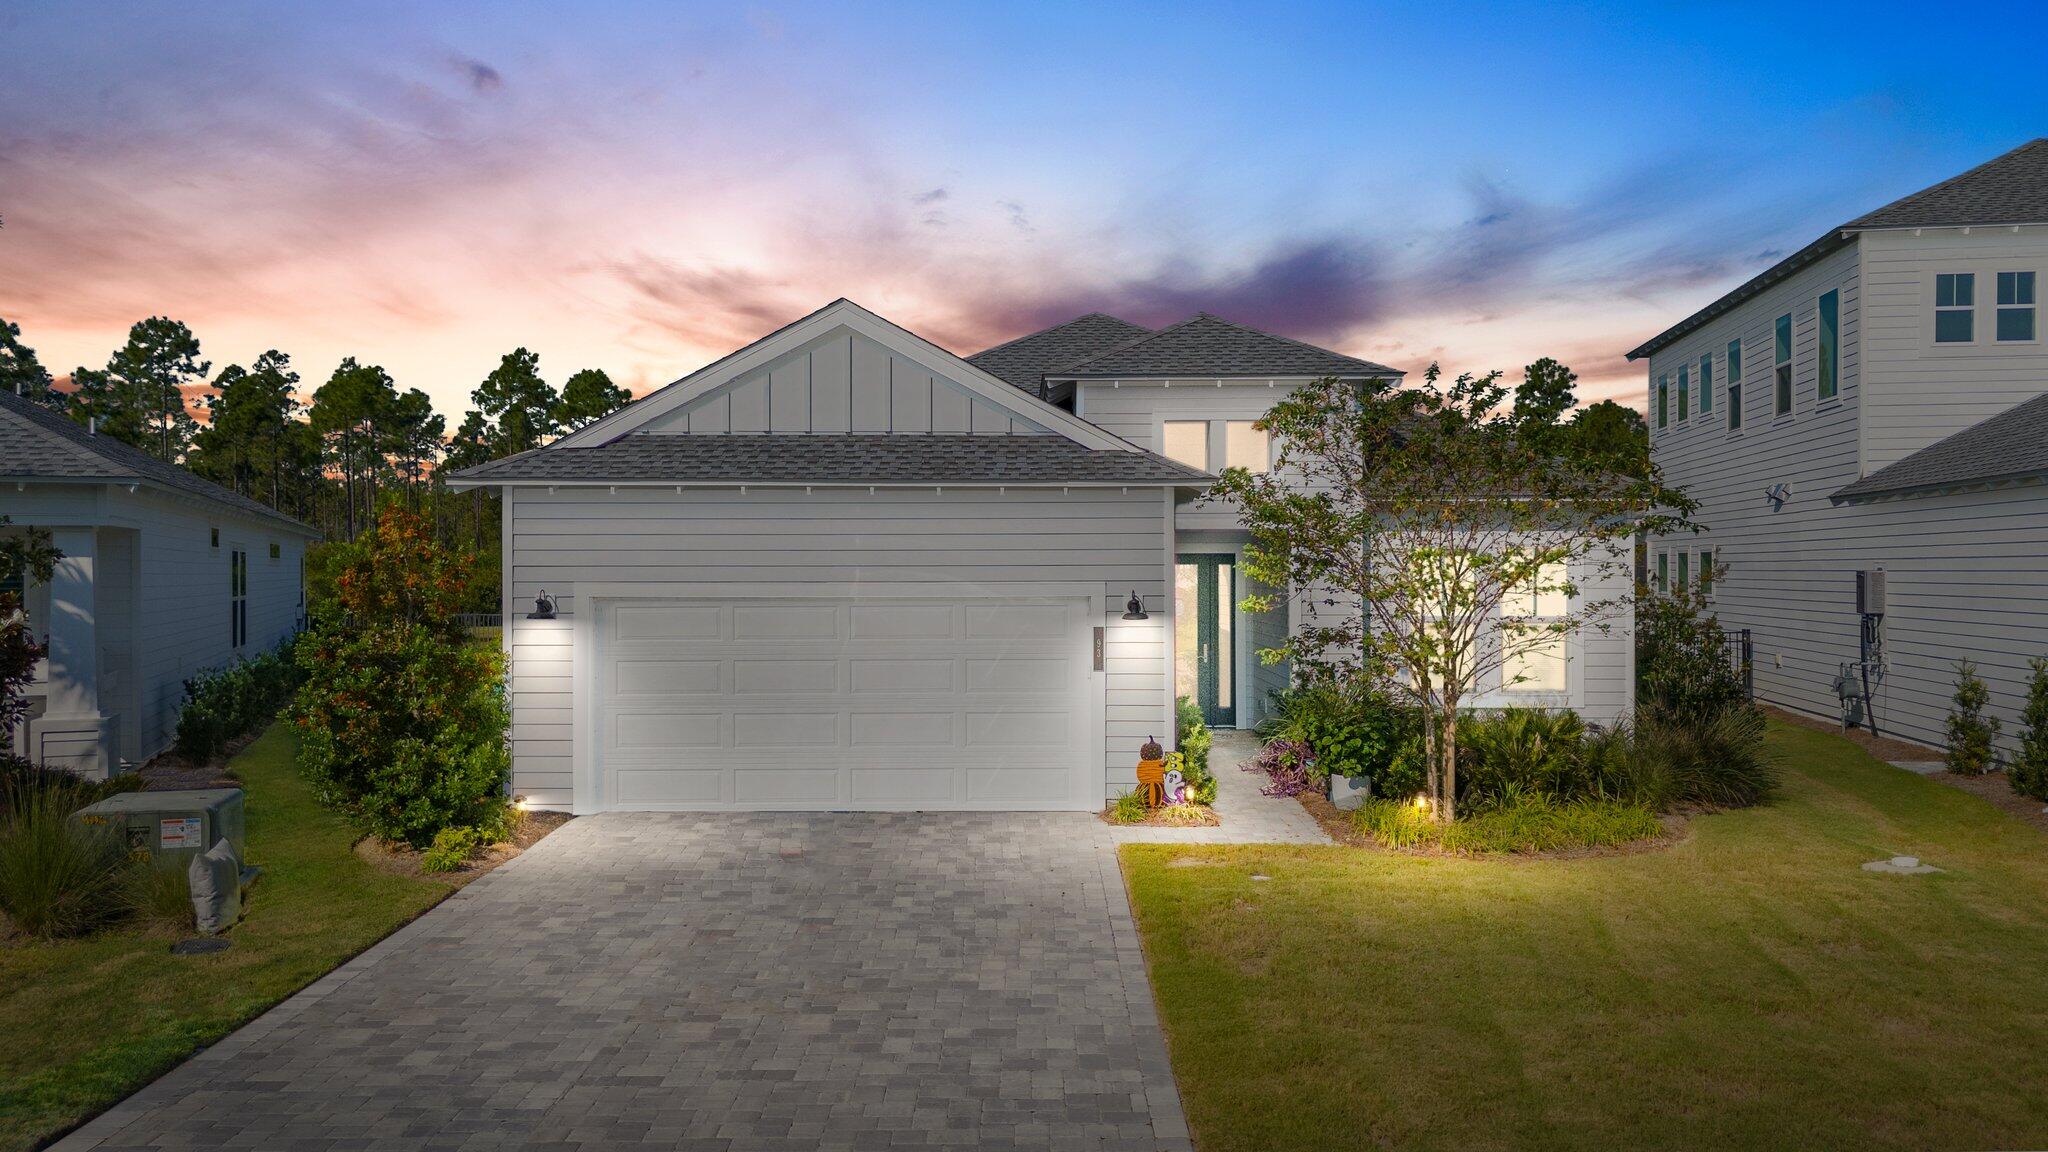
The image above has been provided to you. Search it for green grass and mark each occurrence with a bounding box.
[0,723,452,1152]
[1121,719,2048,1151]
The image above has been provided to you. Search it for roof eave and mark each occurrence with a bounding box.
[1829,469,2048,505]
[1626,231,1855,362]
[446,477,1211,492]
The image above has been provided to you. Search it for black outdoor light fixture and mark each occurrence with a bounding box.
[1121,590,1149,621]
[527,589,557,620]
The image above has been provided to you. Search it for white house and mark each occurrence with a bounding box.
[1637,137,2048,754]
[450,298,1634,813]
[1,390,319,777]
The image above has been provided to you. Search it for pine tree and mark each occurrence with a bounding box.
[2010,657,2048,801]
[1944,660,2000,776]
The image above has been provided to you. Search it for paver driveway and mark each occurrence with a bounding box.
[61,814,1190,1151]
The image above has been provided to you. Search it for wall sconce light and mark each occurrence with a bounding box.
[527,590,557,620]
[1121,591,1149,621]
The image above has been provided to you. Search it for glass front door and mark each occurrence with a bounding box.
[1174,554,1235,728]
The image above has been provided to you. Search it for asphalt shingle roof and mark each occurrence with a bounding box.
[1831,391,2048,503]
[1049,313,1400,380]
[0,389,317,533]
[449,433,1213,486]
[1631,138,2048,361]
[966,313,1152,398]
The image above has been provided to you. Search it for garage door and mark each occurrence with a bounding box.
[595,596,1095,810]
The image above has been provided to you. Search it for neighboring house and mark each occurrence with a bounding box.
[450,298,1635,813]
[1636,137,2048,754]
[1,390,318,778]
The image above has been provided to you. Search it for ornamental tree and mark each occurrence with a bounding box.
[1214,365,1694,821]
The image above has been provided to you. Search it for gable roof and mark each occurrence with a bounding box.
[0,389,317,534]
[447,433,1211,488]
[1047,313,1400,380]
[966,313,1152,399]
[1830,390,2048,504]
[1630,138,2048,361]
[551,298,1135,453]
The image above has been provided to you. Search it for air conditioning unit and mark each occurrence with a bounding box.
[1856,569,1887,616]
[71,788,246,867]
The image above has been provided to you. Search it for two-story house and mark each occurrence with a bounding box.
[450,298,1636,813]
[1635,137,2048,754]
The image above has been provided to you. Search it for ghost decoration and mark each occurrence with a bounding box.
[1163,768,1188,806]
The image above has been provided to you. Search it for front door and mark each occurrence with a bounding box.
[1175,554,1235,728]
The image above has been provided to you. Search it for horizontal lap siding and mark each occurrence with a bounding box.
[1654,236,2048,755]
[506,486,1168,806]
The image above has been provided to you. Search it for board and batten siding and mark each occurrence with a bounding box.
[1651,231,2048,754]
[503,485,1169,808]
[637,329,1051,436]
[1858,226,2048,472]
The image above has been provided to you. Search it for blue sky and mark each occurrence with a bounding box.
[3,1,2044,414]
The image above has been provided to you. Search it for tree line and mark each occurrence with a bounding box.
[1,313,632,553]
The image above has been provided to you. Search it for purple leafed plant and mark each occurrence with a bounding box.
[1248,738,1321,797]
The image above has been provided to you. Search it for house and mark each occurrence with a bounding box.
[1,390,318,778]
[1635,137,2048,754]
[450,298,1635,812]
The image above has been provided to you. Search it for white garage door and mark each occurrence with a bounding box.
[595,596,1096,811]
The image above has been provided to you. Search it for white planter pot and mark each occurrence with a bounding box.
[1327,773,1372,811]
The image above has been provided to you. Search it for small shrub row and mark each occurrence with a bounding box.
[174,640,303,762]
[1352,795,1662,854]
[1458,704,1777,811]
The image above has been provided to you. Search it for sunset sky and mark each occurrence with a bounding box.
[4,1,2046,422]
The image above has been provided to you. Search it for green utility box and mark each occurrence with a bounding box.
[72,788,246,867]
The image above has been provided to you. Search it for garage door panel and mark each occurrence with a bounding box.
[597,597,1092,810]
[734,603,838,639]
[735,712,838,747]
[614,603,723,641]
[849,711,954,746]
[734,658,839,693]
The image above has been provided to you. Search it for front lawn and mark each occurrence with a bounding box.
[1122,719,2048,1151]
[0,723,453,1152]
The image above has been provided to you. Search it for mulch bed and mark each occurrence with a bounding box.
[353,808,574,888]
[135,731,266,790]
[1293,788,1688,860]
[1100,804,1221,828]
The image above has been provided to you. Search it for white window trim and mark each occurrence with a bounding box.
[1815,289,1841,406]
[1995,270,2039,345]
[1935,271,1978,345]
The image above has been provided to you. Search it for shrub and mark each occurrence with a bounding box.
[174,640,303,762]
[1166,750,1217,807]
[421,825,483,873]
[1631,705,1777,808]
[1457,708,1586,806]
[292,511,511,848]
[1107,789,1150,825]
[1637,579,1746,722]
[1352,795,1660,854]
[2012,657,2048,802]
[1260,683,1417,793]
[1945,660,2000,776]
[1174,696,1212,779]
[0,774,134,938]
[1249,737,1320,797]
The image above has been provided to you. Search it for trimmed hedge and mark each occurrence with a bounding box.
[174,640,303,762]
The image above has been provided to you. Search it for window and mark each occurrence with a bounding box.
[1998,271,2036,342]
[1816,290,1839,401]
[1676,551,1691,589]
[268,541,280,560]
[1727,340,1743,431]
[1698,354,1713,415]
[210,526,220,549]
[1223,421,1270,472]
[1774,314,1793,416]
[1699,549,1714,595]
[230,550,248,649]
[1162,421,1208,470]
[1677,365,1689,422]
[1655,551,1668,590]
[1935,273,1975,342]
[1656,374,1668,429]
[1504,560,1568,693]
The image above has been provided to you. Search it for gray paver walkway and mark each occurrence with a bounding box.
[58,814,1191,1151]
[1109,729,1331,845]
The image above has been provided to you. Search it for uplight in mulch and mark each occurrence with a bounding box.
[1862,855,1942,875]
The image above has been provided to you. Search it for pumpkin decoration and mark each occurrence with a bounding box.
[1135,735,1167,808]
